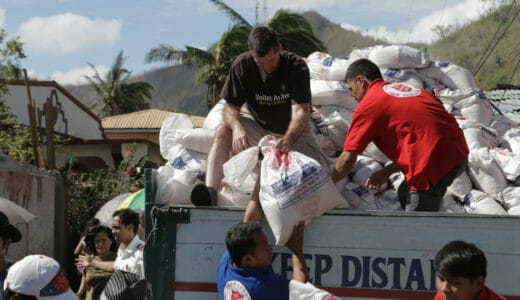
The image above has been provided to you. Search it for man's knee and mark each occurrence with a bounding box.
[213,125,233,146]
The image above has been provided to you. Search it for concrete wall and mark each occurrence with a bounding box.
[0,154,66,264]
[55,143,115,169]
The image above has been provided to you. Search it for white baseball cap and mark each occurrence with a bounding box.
[3,255,78,300]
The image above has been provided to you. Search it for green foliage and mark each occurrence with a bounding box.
[146,1,327,109]
[0,29,32,164]
[85,50,154,117]
[64,143,148,235]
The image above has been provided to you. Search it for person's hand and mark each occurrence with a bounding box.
[231,124,249,154]
[275,137,292,153]
[365,168,390,190]
[285,221,305,255]
[75,254,91,268]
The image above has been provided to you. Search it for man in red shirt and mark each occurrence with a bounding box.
[332,58,468,211]
[434,240,505,300]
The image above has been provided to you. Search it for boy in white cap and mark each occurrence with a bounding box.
[2,254,78,300]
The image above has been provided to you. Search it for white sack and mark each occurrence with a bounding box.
[155,145,207,205]
[376,189,402,211]
[310,79,358,110]
[169,128,215,154]
[503,127,520,154]
[507,205,520,215]
[203,99,226,130]
[418,61,477,91]
[389,171,406,191]
[462,126,498,151]
[434,88,479,106]
[468,148,507,200]
[489,148,520,182]
[306,51,352,81]
[454,95,494,125]
[317,110,352,147]
[362,142,391,165]
[222,146,260,189]
[463,189,507,215]
[368,45,430,69]
[259,136,346,245]
[159,113,193,160]
[381,68,424,88]
[497,186,520,210]
[342,182,378,211]
[217,188,251,207]
[313,133,339,158]
[447,171,472,201]
[440,194,465,214]
[289,280,339,300]
[490,115,518,142]
[352,157,384,190]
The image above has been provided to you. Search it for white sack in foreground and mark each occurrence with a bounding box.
[259,136,346,245]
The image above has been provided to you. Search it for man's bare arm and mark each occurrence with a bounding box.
[331,150,358,183]
[285,221,309,283]
[276,102,310,152]
[243,175,263,223]
[223,103,249,153]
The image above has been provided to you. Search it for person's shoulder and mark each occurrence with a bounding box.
[233,51,254,66]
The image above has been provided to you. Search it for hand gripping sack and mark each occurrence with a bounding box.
[258,136,346,245]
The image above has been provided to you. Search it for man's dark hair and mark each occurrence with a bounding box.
[345,58,382,82]
[225,222,263,267]
[248,26,279,57]
[435,240,487,281]
[85,225,118,255]
[113,209,139,234]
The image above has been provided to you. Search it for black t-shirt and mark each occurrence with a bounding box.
[220,51,311,134]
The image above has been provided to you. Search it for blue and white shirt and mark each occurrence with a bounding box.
[217,251,289,300]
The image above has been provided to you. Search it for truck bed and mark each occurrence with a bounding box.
[143,169,520,300]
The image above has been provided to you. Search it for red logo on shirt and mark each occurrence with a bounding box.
[383,82,421,98]
[224,281,251,300]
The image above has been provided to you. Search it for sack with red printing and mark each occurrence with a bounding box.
[258,136,346,245]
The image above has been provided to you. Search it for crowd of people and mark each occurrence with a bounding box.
[1,25,508,299]
[1,209,145,300]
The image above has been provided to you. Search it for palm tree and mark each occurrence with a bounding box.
[86,50,154,116]
[145,0,326,109]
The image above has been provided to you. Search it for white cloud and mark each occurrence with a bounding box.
[340,0,498,44]
[0,9,5,28]
[49,65,109,86]
[16,13,121,54]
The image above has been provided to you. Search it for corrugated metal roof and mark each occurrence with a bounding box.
[102,109,206,130]
[485,90,520,124]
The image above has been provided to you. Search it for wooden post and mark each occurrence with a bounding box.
[44,92,58,170]
[23,69,45,168]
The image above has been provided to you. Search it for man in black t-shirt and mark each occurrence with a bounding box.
[190,26,327,206]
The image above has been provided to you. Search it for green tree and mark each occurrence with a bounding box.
[86,50,154,117]
[0,29,32,164]
[145,0,326,109]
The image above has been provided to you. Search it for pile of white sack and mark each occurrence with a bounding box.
[305,45,520,215]
[155,44,520,216]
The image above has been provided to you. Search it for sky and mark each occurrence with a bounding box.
[0,0,501,86]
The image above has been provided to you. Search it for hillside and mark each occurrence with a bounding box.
[65,64,208,117]
[303,5,520,90]
[67,5,519,116]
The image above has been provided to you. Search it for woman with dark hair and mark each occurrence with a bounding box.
[75,225,117,300]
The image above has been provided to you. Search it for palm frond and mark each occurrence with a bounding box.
[145,44,183,63]
[209,0,251,26]
[268,10,314,35]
